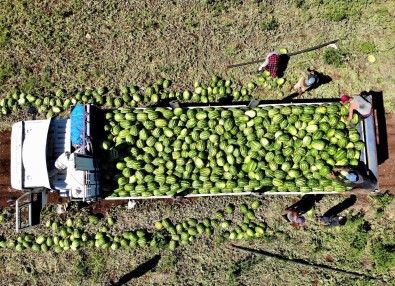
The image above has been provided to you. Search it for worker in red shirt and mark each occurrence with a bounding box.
[340,94,373,122]
[258,52,280,78]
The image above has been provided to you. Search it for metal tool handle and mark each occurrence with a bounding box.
[226,39,340,69]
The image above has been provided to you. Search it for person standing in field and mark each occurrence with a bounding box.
[290,68,319,96]
[258,51,280,78]
[282,195,321,227]
[283,209,306,227]
[319,215,347,228]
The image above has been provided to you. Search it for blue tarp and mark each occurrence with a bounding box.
[70,105,85,147]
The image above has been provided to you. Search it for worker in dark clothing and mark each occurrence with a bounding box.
[328,166,377,193]
[319,215,347,228]
[282,194,355,228]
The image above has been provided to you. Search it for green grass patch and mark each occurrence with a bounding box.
[295,0,305,9]
[374,192,393,218]
[0,61,15,84]
[371,243,395,273]
[323,48,345,67]
[357,41,376,54]
[375,192,393,210]
[320,0,367,22]
[325,5,347,21]
[228,257,262,285]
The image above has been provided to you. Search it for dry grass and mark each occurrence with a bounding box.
[0,1,394,113]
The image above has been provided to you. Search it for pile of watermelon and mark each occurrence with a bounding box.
[156,201,266,249]
[0,87,108,118]
[0,215,154,252]
[0,72,287,118]
[103,102,363,197]
[0,200,266,252]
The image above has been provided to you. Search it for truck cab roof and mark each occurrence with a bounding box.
[11,118,71,191]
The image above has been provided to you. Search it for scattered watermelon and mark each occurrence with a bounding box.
[279,48,288,55]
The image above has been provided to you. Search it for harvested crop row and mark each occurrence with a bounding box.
[0,199,265,252]
[0,71,287,118]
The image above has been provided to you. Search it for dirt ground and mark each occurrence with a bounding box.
[377,115,395,191]
[0,130,22,208]
[0,130,64,208]
[0,115,394,212]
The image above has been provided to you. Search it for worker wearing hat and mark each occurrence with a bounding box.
[340,94,373,122]
[290,69,319,96]
[282,209,306,228]
[328,166,377,193]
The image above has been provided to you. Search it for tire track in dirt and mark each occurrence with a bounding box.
[0,130,23,207]
[0,131,10,186]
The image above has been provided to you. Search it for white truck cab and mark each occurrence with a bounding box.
[11,104,101,232]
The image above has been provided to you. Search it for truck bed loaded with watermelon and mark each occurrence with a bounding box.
[103,100,378,198]
[10,94,379,231]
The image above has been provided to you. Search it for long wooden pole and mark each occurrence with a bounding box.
[226,39,339,69]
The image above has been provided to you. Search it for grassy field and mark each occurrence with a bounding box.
[1,0,395,285]
[1,193,395,285]
[0,0,394,109]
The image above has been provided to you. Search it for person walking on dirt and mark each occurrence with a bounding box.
[290,68,319,96]
[340,94,373,122]
[328,166,377,193]
[258,51,280,78]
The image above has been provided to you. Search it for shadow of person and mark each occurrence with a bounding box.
[363,90,388,164]
[107,255,161,286]
[172,188,194,200]
[277,54,290,78]
[281,92,300,103]
[311,70,332,89]
[357,161,378,184]
[285,194,324,215]
[322,195,357,218]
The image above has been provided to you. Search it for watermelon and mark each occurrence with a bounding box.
[272,178,284,187]
[279,48,287,55]
[333,149,347,161]
[306,125,318,133]
[367,54,376,63]
[276,78,285,86]
[311,140,326,150]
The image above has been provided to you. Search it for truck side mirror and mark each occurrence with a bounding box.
[26,106,37,120]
